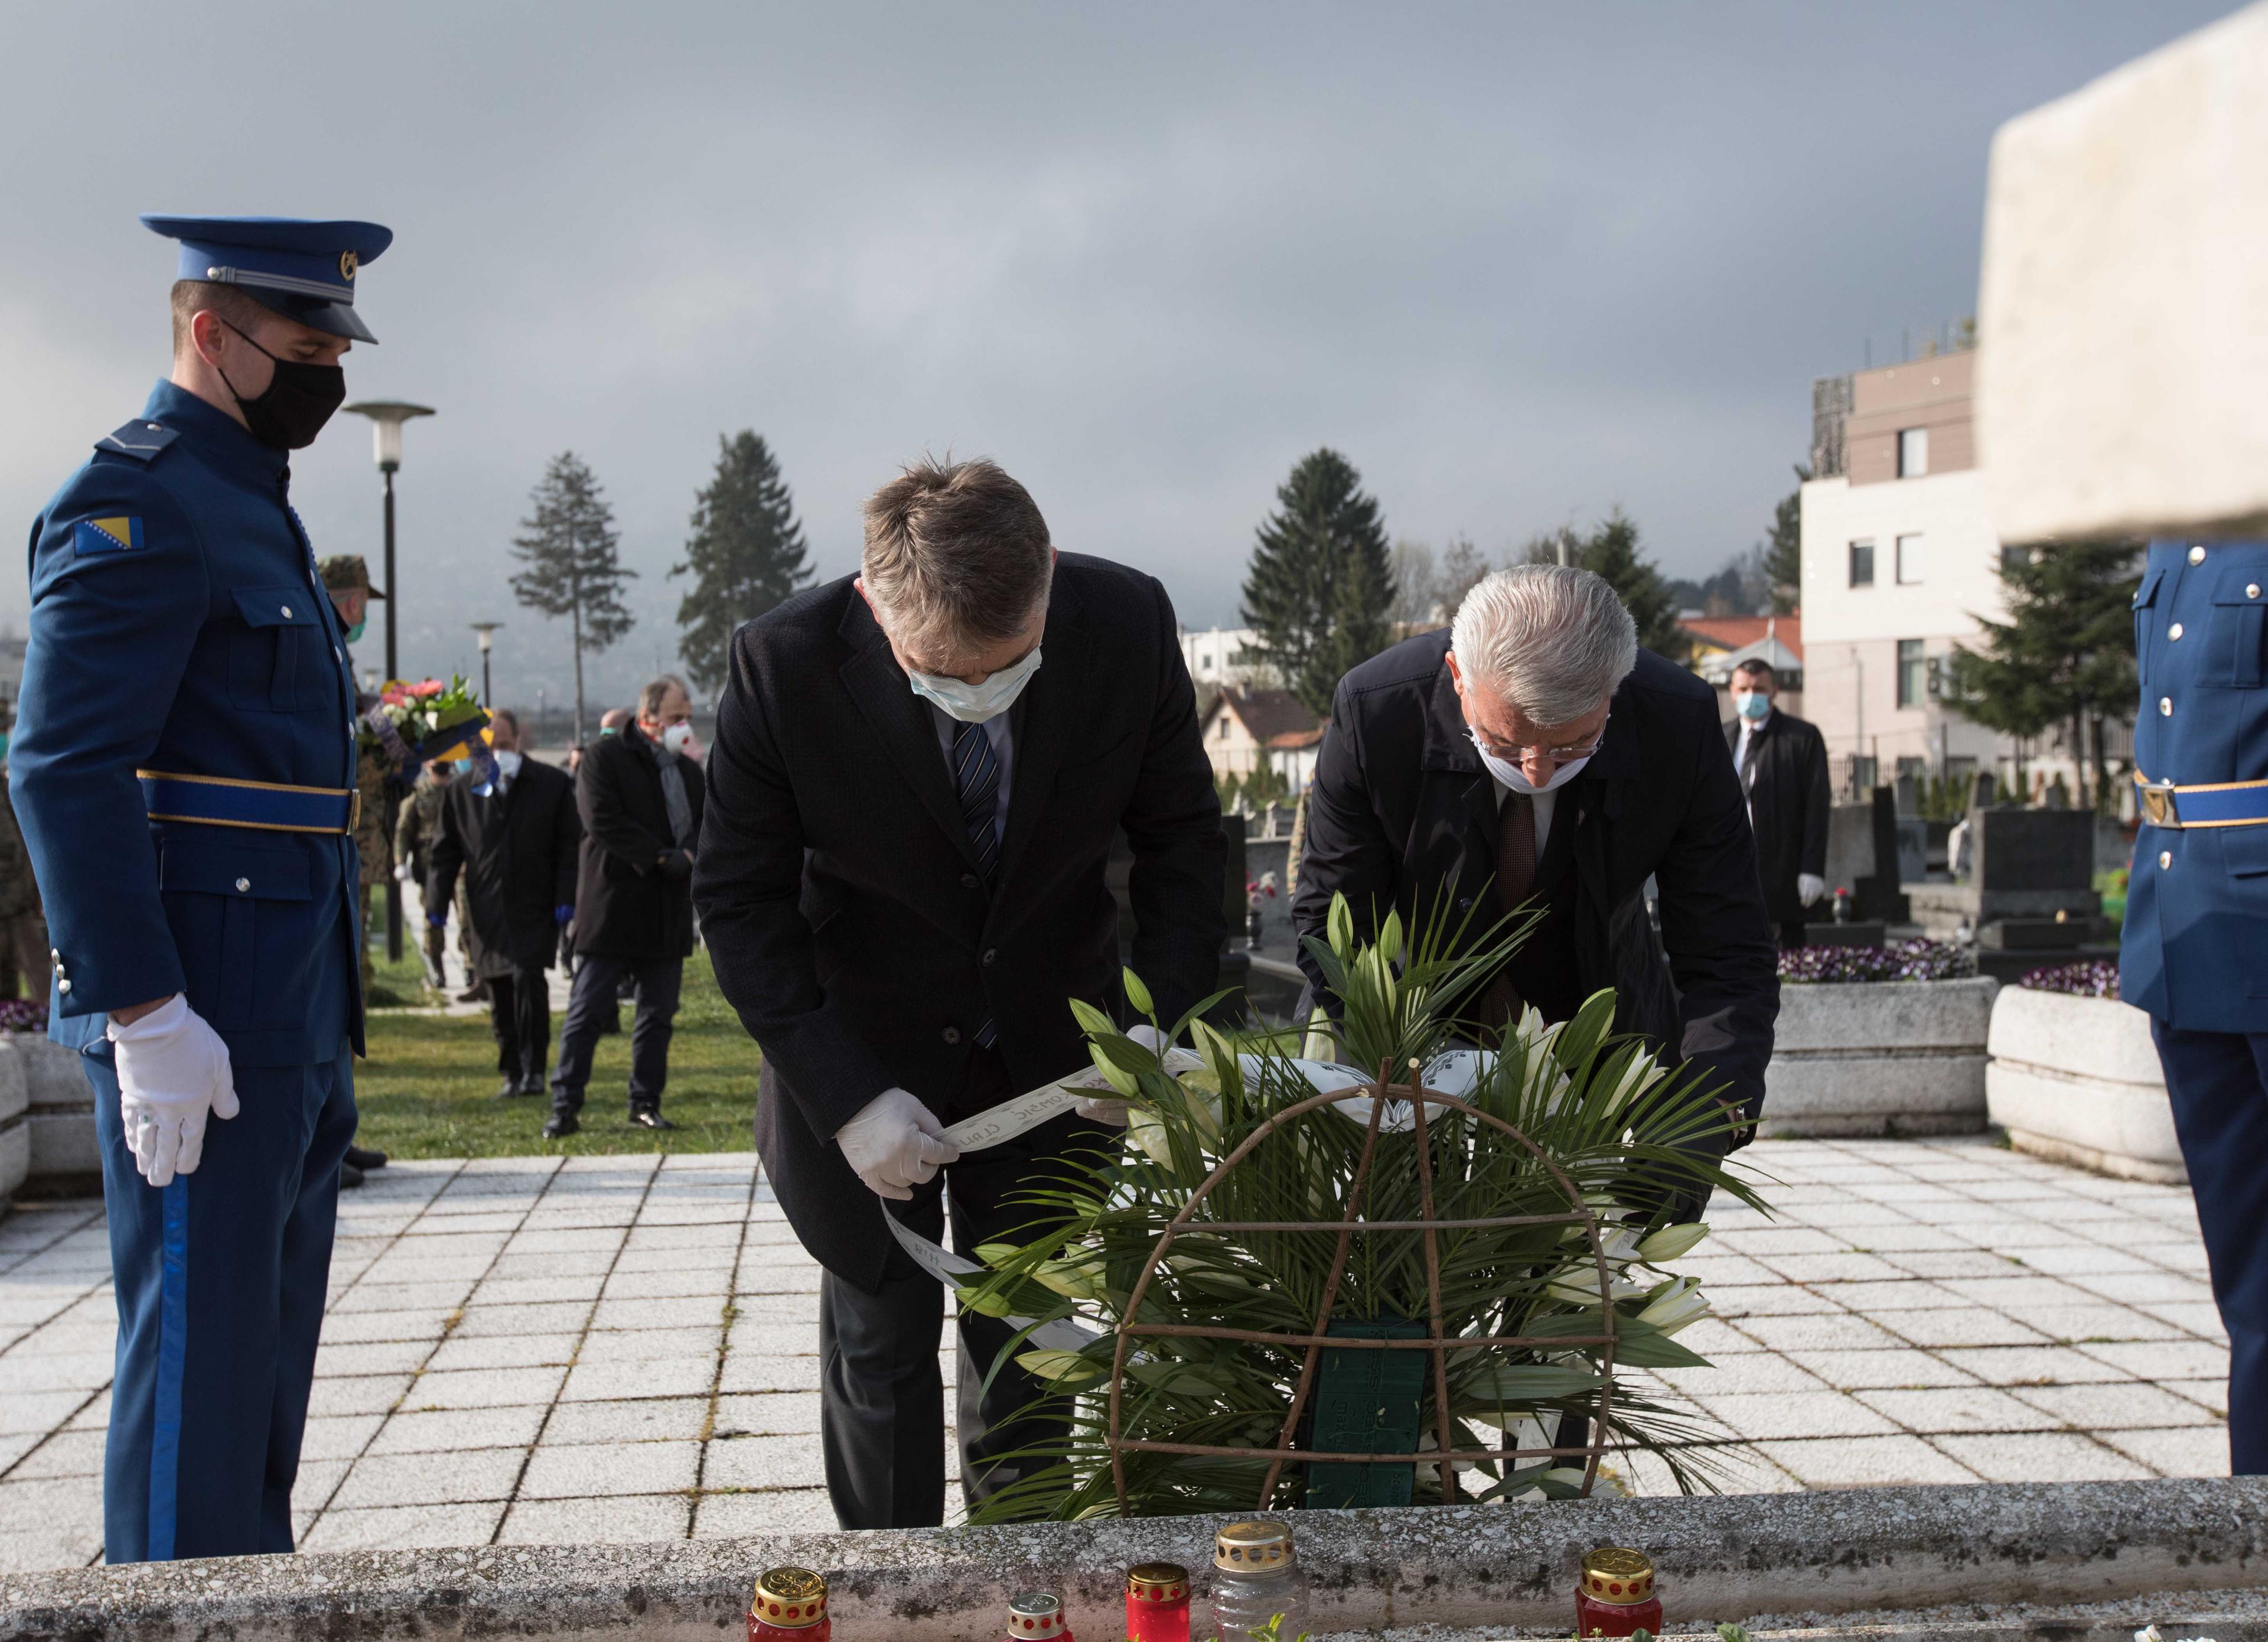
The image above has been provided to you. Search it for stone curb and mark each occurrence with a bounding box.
[5,1477,2265,1638]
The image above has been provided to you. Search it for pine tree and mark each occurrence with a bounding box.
[1573,510,1687,663]
[1763,464,1811,615]
[510,451,636,745]
[1946,541,2141,810]
[1240,449,1396,717]
[671,431,813,695]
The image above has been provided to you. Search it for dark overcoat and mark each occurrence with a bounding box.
[427,758,579,977]
[572,724,705,962]
[1724,709,1832,926]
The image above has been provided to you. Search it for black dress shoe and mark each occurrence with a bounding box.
[521,1076,549,1098]
[340,1161,366,1189]
[343,1145,387,1171]
[542,1113,579,1139]
[493,1080,529,1100]
[627,1109,676,1131]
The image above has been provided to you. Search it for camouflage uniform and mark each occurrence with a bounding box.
[394,769,454,985]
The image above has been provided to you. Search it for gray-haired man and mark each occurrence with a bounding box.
[1293,563,1779,1147]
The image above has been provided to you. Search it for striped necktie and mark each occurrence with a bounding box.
[952,718,1001,1047]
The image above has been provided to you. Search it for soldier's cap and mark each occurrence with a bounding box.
[318,555,386,599]
[141,214,393,344]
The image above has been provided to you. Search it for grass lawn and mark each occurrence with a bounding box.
[353,947,761,1159]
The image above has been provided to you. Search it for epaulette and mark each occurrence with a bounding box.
[93,419,179,464]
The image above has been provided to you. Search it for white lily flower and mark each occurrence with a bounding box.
[1637,1275,1711,1335]
[1636,1221,1710,1263]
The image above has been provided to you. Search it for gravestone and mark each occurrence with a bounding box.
[1970,808,2101,922]
[1855,787,1911,923]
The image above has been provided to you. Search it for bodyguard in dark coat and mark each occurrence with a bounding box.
[695,459,1224,1530]
[546,677,707,1137]
[1724,658,1832,947]
[1293,565,1779,1138]
[427,709,579,1097]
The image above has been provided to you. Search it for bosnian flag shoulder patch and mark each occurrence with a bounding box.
[71,516,144,555]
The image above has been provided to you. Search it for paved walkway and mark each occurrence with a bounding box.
[0,1136,2230,1573]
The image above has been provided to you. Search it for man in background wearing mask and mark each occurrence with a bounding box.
[546,676,706,1137]
[318,554,393,1187]
[1294,563,1779,1158]
[1725,657,1832,948]
[426,708,579,1099]
[393,758,456,988]
[695,457,1224,1529]
[8,214,387,1561]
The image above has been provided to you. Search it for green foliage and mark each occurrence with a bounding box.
[672,431,813,695]
[1241,449,1397,717]
[1764,464,1810,616]
[511,451,637,742]
[1218,762,1293,815]
[961,894,1758,1522]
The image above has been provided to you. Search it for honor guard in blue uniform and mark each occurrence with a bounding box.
[2122,537,2268,1475]
[8,215,391,1561]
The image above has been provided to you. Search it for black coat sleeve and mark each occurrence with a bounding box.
[550,774,582,910]
[1290,679,1400,1006]
[583,738,675,874]
[1651,703,1781,1120]
[1120,577,1228,1027]
[1798,721,1832,879]
[693,638,895,1142]
[425,789,465,920]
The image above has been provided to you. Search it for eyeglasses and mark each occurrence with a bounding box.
[1468,714,1611,766]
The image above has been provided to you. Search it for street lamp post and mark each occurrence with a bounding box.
[344,400,435,962]
[469,623,501,706]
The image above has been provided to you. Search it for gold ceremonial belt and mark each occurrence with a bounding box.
[136,769,361,835]
[2132,769,2268,831]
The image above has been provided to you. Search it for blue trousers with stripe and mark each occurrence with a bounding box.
[89,1042,356,1562]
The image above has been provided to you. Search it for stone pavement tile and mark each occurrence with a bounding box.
[2140,1301,2229,1337]
[1731,1313,1908,1353]
[703,1433,824,1490]
[319,1307,458,1345]
[727,1294,822,1324]
[1853,1386,2062,1435]
[601,1265,734,1299]
[1872,1309,2051,1350]
[306,1373,415,1418]
[579,1325,724,1364]
[298,1500,505,1552]
[638,1203,754,1228]
[2062,1271,2216,1307]
[425,1331,582,1373]
[1935,1345,2131,1386]
[1755,1434,1982,1487]
[405,1210,525,1235]
[62,1391,109,1431]
[713,1394,822,1438]
[1665,1252,1783,1287]
[330,1278,477,1314]
[382,1230,510,1261]
[0,1475,103,1547]
[0,1429,45,1473]
[1997,1242,2165,1277]
[298,1413,386,1462]
[1823,1224,1971,1254]
[726,1320,822,1358]
[1654,1354,1829,1396]
[451,1299,594,1338]
[541,1397,712,1446]
[718,1355,823,1395]
[1750,1252,1912,1285]
[693,1487,838,1535]
[407,1365,568,1410]
[1783,1348,1981,1391]
[2009,1380,2219,1429]
[1687,1390,1901,1441]
[502,1225,628,1254]
[1993,1302,2181,1343]
[358,1255,496,1286]
[6,1428,104,1478]
[366,1403,550,1455]
[0,1390,94,1437]
[1783,1198,1914,1226]
[1714,1227,1848,1256]
[313,1339,434,1378]
[611,1246,740,1276]
[1933,1431,2156,1483]
[1925,1219,2074,1249]
[2102,1426,2232,1477]
[290,1458,351,1515]
[1882,1250,2034,1280]
[520,1438,700,1498]
[2161,1379,2229,1416]
[1701,1283,1843,1319]
[470,1273,608,1305]
[327,1445,529,1509]
[594,1294,728,1331]
[734,1265,824,1296]
[1801,1280,1964,1313]
[0,1292,81,1330]
[1671,1318,1769,1356]
[518,1206,645,1232]
[632,1220,754,1248]
[561,1357,717,1402]
[1931,1275,2106,1309]
[484,1252,602,1282]
[2127,1242,2214,1275]
[498,1493,692,1543]
[0,1351,115,1395]
[17,1321,118,1356]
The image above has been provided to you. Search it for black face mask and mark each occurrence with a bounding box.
[217,321,347,450]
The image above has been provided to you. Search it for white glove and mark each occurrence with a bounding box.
[393,861,413,882]
[835,1087,960,1201]
[1798,872,1828,907]
[107,995,239,1188]
[1074,1023,1167,1128]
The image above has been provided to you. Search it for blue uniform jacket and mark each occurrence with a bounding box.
[2120,537,2268,1033]
[9,381,364,1067]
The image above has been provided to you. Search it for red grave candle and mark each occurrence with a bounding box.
[1126,1562,1192,1642]
[749,1566,830,1642]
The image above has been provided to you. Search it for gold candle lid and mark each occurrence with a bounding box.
[1216,1519,1295,1572]
[1128,1562,1190,1599]
[1579,1547,1654,1605]
[751,1566,829,1627]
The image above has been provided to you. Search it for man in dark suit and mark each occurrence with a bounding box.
[1725,658,1832,948]
[546,676,706,1138]
[427,709,580,1099]
[1293,564,1778,1150]
[695,457,1225,1530]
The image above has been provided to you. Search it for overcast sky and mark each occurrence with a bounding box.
[0,1,2236,716]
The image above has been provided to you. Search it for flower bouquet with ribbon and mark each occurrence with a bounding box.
[955,891,1763,1522]
[363,676,495,786]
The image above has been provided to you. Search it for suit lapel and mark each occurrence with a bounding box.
[996,581,1090,888]
[837,598,989,876]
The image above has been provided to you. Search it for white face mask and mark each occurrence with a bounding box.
[657,721,695,755]
[493,748,524,780]
[908,646,1042,724]
[1467,730,1593,796]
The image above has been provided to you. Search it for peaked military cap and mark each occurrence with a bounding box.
[141,214,393,344]
[317,555,386,599]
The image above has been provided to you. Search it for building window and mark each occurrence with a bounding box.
[1849,540,1875,588]
[1896,638,1927,708]
[1898,427,1929,477]
[1896,533,1925,584]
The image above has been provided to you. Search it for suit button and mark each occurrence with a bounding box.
[2190,545,2208,565]
[57,979,70,994]
[281,605,293,619]
[50,948,59,962]
[961,873,980,890]
[2160,850,2173,869]
[2250,584,2262,600]
[2169,623,2184,641]
[2159,698,2174,716]
[982,949,997,966]
[236,877,252,892]
[942,1027,962,1045]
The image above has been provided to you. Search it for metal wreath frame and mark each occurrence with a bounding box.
[1103,1068,1621,1511]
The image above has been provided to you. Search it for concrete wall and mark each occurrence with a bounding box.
[1987,986,2182,1183]
[1846,350,1977,487]
[0,1032,27,1206]
[1761,977,1997,1138]
[3,1034,97,1198]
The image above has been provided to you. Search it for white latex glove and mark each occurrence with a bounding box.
[1798,872,1828,907]
[835,1087,960,1200]
[393,861,413,882]
[1075,1023,1167,1128]
[107,995,239,1188]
